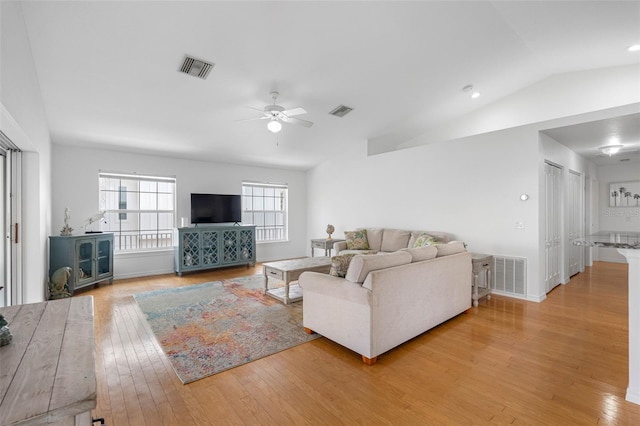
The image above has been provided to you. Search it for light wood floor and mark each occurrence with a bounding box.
[81,261,640,425]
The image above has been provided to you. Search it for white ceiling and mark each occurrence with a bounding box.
[17,1,640,170]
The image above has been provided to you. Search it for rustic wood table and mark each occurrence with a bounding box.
[0,296,96,425]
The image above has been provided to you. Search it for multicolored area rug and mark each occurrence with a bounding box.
[133,275,318,384]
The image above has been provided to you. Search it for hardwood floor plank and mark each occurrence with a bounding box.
[77,261,640,425]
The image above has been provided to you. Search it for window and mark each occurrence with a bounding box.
[242,181,287,242]
[99,172,176,252]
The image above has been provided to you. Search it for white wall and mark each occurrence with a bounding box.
[1,2,53,303]
[308,103,637,303]
[596,163,640,263]
[51,144,307,279]
[307,125,543,299]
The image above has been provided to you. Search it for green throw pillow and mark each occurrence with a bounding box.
[413,233,440,248]
[345,230,370,250]
[329,254,357,278]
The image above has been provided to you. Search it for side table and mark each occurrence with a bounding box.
[311,238,345,257]
[471,253,493,307]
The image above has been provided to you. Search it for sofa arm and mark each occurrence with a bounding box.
[299,272,371,306]
[333,240,347,255]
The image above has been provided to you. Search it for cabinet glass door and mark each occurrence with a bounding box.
[222,230,238,263]
[76,240,95,285]
[97,238,112,279]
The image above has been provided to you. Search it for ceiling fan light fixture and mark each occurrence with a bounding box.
[267,119,282,133]
[599,144,624,156]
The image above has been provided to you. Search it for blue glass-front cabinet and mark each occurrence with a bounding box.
[49,233,114,294]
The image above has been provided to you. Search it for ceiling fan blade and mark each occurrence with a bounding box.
[243,106,266,113]
[282,107,307,117]
[234,116,269,123]
[281,115,313,128]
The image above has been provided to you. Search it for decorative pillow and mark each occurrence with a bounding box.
[413,233,441,248]
[436,241,466,257]
[345,230,370,250]
[329,254,357,278]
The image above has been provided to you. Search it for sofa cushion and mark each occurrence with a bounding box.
[380,229,411,252]
[412,232,441,248]
[345,251,412,283]
[436,241,466,257]
[345,230,370,250]
[329,254,358,277]
[400,246,438,262]
[364,228,384,251]
[339,249,379,256]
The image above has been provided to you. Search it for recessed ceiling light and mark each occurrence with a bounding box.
[628,44,640,52]
[471,92,480,99]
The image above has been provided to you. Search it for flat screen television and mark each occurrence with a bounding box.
[190,193,242,224]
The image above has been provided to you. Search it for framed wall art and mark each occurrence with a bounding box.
[609,181,640,207]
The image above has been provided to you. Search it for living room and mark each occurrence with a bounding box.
[2,1,640,424]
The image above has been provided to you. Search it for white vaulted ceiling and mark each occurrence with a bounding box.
[15,1,640,169]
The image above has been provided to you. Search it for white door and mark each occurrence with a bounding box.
[544,162,562,292]
[0,151,5,307]
[0,133,21,307]
[567,170,584,277]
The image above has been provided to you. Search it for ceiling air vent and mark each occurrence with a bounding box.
[329,105,354,118]
[179,56,214,80]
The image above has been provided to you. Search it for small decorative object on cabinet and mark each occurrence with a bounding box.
[60,207,73,236]
[49,233,114,295]
[175,225,256,275]
[471,253,493,307]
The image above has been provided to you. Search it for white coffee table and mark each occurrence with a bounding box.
[263,257,332,304]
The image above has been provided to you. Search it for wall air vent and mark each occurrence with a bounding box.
[179,56,214,80]
[493,255,527,297]
[329,105,354,117]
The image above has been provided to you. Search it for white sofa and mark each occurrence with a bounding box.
[333,228,453,255]
[299,242,472,365]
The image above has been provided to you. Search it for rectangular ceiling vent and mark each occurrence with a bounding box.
[329,105,354,118]
[179,56,214,80]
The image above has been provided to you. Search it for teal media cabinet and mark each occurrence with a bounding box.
[49,233,114,294]
[175,225,256,275]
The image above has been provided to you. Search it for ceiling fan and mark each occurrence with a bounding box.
[239,92,313,133]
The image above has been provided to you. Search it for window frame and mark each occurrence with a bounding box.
[242,181,288,243]
[98,171,176,252]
